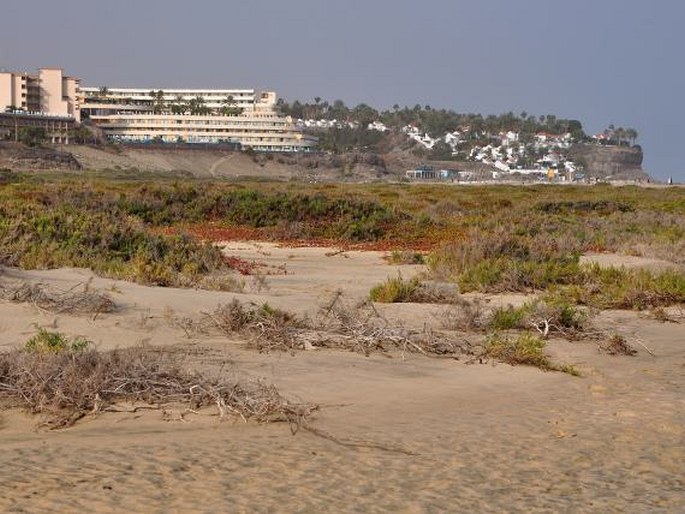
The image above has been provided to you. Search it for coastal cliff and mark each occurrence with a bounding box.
[567,143,649,180]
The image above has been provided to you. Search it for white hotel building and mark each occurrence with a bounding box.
[2,67,316,152]
[80,87,316,151]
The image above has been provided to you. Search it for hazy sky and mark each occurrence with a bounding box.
[2,0,683,180]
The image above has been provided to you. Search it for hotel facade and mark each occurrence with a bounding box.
[0,68,80,143]
[1,67,315,151]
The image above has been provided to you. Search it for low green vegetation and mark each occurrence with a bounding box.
[1,175,683,306]
[24,328,91,354]
[369,275,421,303]
[0,181,414,286]
[484,332,550,368]
[484,332,580,375]
[567,265,685,309]
[0,197,226,286]
[488,305,530,331]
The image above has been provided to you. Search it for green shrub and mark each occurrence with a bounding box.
[559,264,685,309]
[24,328,91,354]
[484,332,550,368]
[488,305,529,330]
[369,275,420,303]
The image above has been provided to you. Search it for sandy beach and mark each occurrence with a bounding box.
[1,244,683,513]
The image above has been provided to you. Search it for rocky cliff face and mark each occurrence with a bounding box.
[568,143,649,180]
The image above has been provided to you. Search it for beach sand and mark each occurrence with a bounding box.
[1,245,683,513]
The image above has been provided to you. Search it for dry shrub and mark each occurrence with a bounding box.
[0,345,316,429]
[649,306,683,323]
[386,250,425,265]
[208,300,304,346]
[410,281,462,304]
[305,294,474,357]
[0,281,116,316]
[184,295,475,358]
[599,334,637,356]
[198,274,245,292]
[436,296,486,331]
[524,299,589,338]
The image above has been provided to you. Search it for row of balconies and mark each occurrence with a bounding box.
[98,127,298,137]
[91,118,289,128]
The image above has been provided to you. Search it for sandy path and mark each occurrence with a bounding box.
[0,246,683,512]
[580,252,680,271]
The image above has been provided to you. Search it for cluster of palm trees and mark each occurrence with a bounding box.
[278,98,591,141]
[148,90,243,116]
[95,88,244,116]
[602,125,639,147]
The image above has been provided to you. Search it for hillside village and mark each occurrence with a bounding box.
[292,108,642,182]
[279,98,647,182]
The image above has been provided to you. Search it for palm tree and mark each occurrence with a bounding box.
[219,95,242,116]
[170,95,186,115]
[148,90,166,114]
[625,128,638,146]
[188,96,211,115]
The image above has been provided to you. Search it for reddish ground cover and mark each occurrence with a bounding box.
[156,219,464,256]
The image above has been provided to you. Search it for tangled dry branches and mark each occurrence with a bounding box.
[599,334,638,356]
[0,280,116,317]
[171,294,476,358]
[0,346,316,429]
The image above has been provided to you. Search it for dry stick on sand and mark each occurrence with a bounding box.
[301,425,419,456]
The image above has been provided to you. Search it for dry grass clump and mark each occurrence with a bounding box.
[386,250,425,265]
[0,280,116,316]
[0,338,315,429]
[599,334,637,356]
[648,305,683,323]
[483,332,551,368]
[436,296,487,331]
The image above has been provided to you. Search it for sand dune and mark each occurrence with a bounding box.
[1,246,683,512]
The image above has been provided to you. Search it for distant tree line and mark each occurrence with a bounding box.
[278,98,641,157]
[278,98,588,139]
